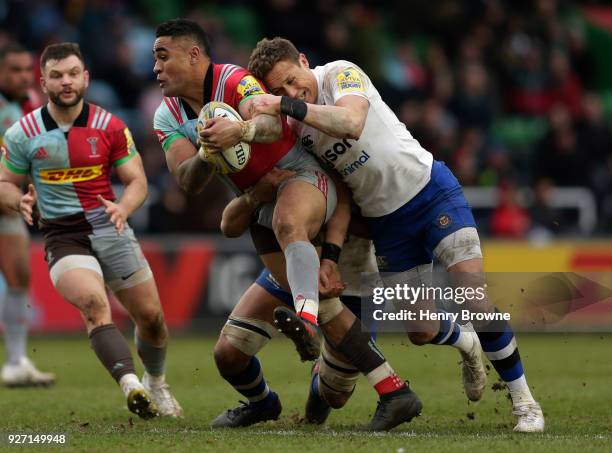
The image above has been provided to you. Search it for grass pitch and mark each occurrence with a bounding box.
[1,333,611,452]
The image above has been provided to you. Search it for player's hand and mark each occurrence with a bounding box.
[19,184,37,226]
[319,259,346,299]
[97,195,127,235]
[250,94,282,116]
[199,117,241,153]
[250,167,296,203]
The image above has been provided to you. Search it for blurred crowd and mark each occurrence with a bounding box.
[1,0,612,238]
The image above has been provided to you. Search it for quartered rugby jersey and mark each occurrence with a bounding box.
[0,103,137,220]
[293,60,433,218]
[153,63,298,192]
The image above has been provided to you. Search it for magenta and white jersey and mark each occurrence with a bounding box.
[293,60,433,217]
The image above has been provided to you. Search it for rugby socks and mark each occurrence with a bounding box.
[135,332,166,377]
[429,309,475,353]
[2,288,29,364]
[367,362,407,395]
[284,241,320,325]
[335,319,406,396]
[312,343,359,402]
[477,315,535,405]
[89,324,137,387]
[224,356,277,409]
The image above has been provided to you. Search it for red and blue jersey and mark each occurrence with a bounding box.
[0,102,137,219]
[153,63,299,192]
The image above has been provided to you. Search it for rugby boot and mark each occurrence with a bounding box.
[273,306,320,361]
[367,385,422,431]
[304,361,331,424]
[513,401,545,432]
[210,393,282,428]
[460,330,487,401]
[127,388,159,420]
[1,357,56,387]
[143,373,183,417]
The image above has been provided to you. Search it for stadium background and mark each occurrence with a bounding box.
[1,1,611,451]
[1,0,611,331]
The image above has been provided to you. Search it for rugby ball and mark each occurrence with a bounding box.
[197,101,251,174]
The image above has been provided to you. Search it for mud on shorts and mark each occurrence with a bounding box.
[0,212,29,237]
[40,207,152,292]
[255,146,337,229]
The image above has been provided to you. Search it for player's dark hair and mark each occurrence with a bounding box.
[248,37,300,80]
[40,42,85,71]
[156,19,211,57]
[0,43,28,62]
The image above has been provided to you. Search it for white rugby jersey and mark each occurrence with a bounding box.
[293,60,433,217]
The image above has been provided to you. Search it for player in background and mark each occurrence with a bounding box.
[247,37,544,433]
[153,19,421,431]
[0,43,55,387]
[0,43,182,418]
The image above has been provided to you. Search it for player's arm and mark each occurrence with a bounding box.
[239,96,282,143]
[319,173,351,297]
[0,164,27,214]
[220,167,296,237]
[324,173,351,248]
[199,74,283,152]
[252,94,369,140]
[98,153,149,234]
[165,137,216,194]
[199,107,282,153]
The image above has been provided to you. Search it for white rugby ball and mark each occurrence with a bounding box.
[197,101,251,173]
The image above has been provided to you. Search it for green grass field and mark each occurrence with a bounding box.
[1,334,611,452]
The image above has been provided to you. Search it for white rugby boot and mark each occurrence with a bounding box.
[142,372,183,417]
[513,401,545,432]
[460,330,487,401]
[1,357,56,387]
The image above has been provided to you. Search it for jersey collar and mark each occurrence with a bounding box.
[179,63,214,120]
[41,102,90,130]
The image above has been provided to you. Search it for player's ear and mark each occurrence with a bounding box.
[299,53,309,69]
[83,69,90,88]
[189,46,200,64]
[39,75,47,94]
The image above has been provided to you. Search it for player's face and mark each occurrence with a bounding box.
[263,54,318,104]
[0,52,34,100]
[41,55,89,108]
[153,37,194,97]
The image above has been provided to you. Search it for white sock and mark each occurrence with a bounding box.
[144,372,165,387]
[296,298,319,325]
[449,325,476,354]
[506,375,536,405]
[119,373,143,397]
[365,361,395,388]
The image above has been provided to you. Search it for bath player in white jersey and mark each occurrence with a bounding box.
[246,37,544,433]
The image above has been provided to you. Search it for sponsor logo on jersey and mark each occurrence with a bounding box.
[86,136,99,157]
[237,75,265,98]
[39,164,103,184]
[340,150,370,176]
[33,147,49,160]
[437,213,452,229]
[336,68,364,93]
[320,138,353,163]
[124,128,136,153]
[318,138,371,175]
[302,134,314,149]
